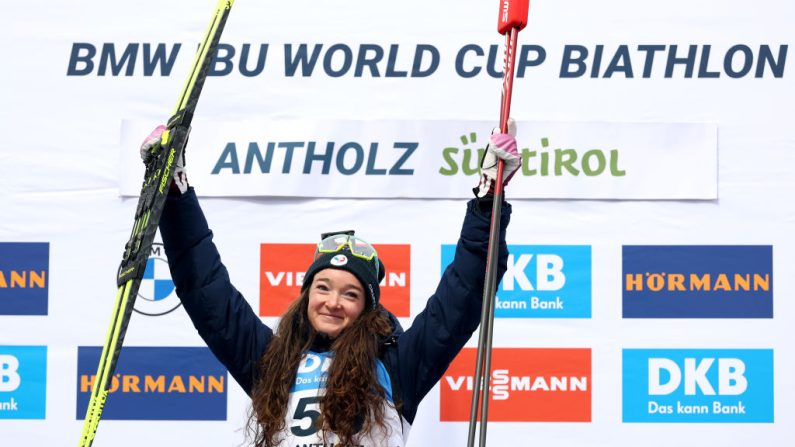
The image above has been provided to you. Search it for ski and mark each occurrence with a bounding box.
[78,1,235,445]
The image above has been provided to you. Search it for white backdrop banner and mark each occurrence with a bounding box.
[2,0,794,446]
[121,119,718,199]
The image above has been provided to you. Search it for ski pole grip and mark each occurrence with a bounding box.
[497,0,530,34]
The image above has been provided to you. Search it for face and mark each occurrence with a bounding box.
[307,268,367,339]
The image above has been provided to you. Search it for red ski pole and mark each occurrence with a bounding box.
[467,1,529,446]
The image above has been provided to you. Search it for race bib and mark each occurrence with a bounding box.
[278,351,406,447]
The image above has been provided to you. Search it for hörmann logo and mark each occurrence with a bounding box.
[441,245,591,318]
[623,349,774,422]
[260,243,410,317]
[0,243,49,315]
[0,346,47,419]
[441,348,591,422]
[76,347,227,421]
[622,245,773,318]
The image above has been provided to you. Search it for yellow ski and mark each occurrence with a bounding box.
[78,1,235,445]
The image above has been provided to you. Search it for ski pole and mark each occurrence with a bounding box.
[467,1,529,446]
[77,1,235,446]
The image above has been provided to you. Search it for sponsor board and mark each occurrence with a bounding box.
[76,347,227,421]
[623,349,774,422]
[440,348,591,422]
[120,120,718,200]
[260,243,410,317]
[0,346,47,419]
[623,245,773,318]
[442,245,591,318]
[0,243,49,315]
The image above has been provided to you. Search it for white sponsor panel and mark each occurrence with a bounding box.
[120,119,717,199]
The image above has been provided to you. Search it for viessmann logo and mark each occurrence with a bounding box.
[623,349,774,423]
[260,243,410,317]
[441,245,591,318]
[76,347,227,421]
[0,242,49,315]
[622,245,773,318]
[440,348,591,422]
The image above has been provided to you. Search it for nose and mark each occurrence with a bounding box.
[325,293,342,309]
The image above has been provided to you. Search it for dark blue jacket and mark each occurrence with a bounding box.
[159,189,510,425]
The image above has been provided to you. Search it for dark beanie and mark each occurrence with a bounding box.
[302,248,386,309]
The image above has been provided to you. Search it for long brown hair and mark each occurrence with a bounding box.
[248,289,395,446]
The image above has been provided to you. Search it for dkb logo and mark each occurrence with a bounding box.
[0,346,47,419]
[622,349,773,423]
[441,245,591,318]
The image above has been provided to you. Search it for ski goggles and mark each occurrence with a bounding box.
[315,233,379,274]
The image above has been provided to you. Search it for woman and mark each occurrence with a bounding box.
[147,124,521,446]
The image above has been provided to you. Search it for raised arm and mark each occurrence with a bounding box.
[159,188,273,395]
[396,197,511,420]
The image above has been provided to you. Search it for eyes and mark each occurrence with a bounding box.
[313,282,363,302]
[342,290,362,301]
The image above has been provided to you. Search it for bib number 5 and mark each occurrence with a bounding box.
[291,396,321,436]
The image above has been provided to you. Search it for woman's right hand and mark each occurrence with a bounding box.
[139,125,189,194]
[139,125,168,161]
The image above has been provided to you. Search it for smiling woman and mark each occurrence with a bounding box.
[148,121,520,446]
[307,269,367,339]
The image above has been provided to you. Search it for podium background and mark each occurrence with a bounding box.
[1,0,793,445]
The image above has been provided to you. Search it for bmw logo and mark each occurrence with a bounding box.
[134,242,182,316]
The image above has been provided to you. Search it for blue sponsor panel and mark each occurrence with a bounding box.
[622,245,773,318]
[0,242,49,315]
[0,346,47,419]
[441,244,591,318]
[76,347,227,420]
[623,349,773,423]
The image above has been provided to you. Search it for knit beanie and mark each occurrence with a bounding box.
[302,248,386,309]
